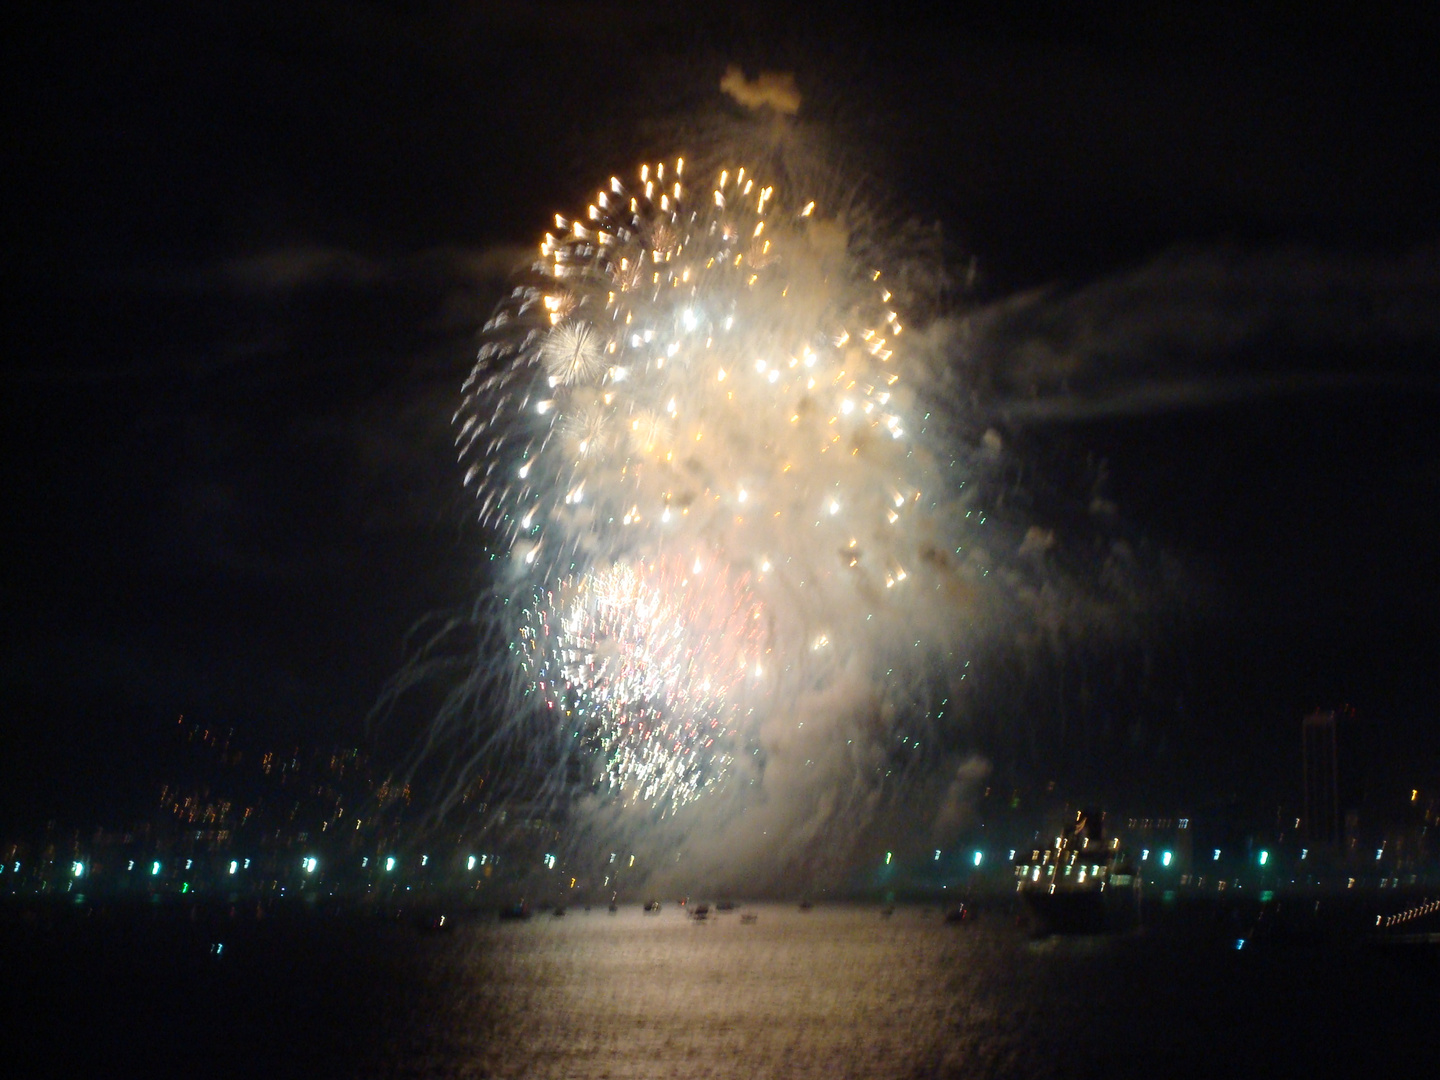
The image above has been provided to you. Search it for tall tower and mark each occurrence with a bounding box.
[1302,709,1339,847]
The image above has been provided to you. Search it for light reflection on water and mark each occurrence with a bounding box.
[431,905,1005,1080]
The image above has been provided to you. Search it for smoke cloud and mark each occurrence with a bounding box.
[954,244,1440,421]
[720,66,802,115]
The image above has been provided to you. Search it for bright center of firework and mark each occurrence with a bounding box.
[462,157,949,814]
[520,558,767,810]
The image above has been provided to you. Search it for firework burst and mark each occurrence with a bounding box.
[518,555,768,811]
[457,157,972,814]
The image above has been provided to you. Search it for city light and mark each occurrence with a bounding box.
[1161,851,1173,867]
[973,851,983,867]
[151,861,161,876]
[885,852,892,865]
[1213,849,1221,860]
[934,849,941,861]
[385,856,396,872]
[302,857,318,874]
[229,861,237,875]
[467,855,477,871]
[1141,849,1149,861]
[72,861,84,877]
[1258,850,1268,866]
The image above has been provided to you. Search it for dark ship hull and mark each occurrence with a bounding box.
[1022,882,1137,935]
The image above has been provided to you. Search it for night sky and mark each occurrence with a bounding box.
[4,3,1437,829]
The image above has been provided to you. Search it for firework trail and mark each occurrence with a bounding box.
[452,152,985,828]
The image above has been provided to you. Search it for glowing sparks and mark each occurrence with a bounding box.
[519,558,767,809]
[459,157,943,812]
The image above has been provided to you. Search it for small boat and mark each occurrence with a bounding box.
[691,904,710,920]
[643,899,661,914]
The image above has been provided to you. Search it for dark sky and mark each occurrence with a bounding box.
[4,2,1438,827]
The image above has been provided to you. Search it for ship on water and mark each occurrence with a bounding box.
[1015,807,1139,934]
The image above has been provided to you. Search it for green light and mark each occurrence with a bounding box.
[181,883,189,894]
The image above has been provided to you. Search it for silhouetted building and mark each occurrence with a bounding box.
[1302,709,1340,847]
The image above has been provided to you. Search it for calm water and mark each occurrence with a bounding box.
[12,902,1435,1079]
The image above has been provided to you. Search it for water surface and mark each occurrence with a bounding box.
[12,902,1434,1078]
